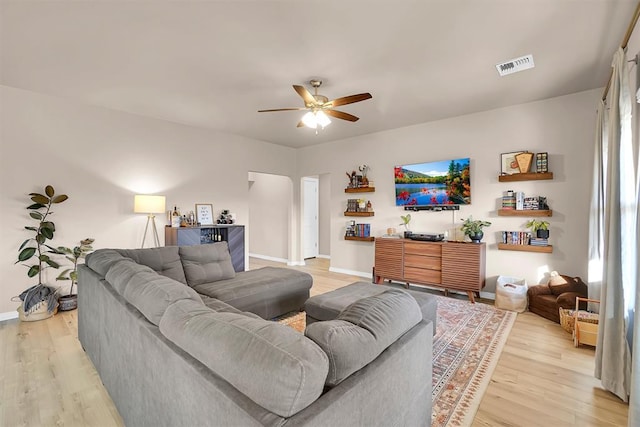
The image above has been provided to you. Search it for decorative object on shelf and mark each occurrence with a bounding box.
[171,206,182,228]
[500,151,525,175]
[15,185,69,321]
[399,213,412,237]
[358,164,370,186]
[536,152,549,173]
[134,195,166,248]
[345,220,372,238]
[196,203,214,225]
[217,210,235,224]
[515,152,534,173]
[526,219,550,239]
[460,216,491,243]
[55,238,95,311]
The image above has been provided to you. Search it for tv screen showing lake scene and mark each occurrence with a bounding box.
[394,158,471,206]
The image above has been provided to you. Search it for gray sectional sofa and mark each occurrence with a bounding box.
[78,244,433,426]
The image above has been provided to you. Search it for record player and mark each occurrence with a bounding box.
[407,232,444,242]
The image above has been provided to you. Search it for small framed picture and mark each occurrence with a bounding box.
[500,151,524,175]
[195,204,214,225]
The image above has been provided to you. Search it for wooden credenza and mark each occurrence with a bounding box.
[165,225,245,272]
[374,238,486,302]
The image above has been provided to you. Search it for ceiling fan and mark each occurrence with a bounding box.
[258,80,372,130]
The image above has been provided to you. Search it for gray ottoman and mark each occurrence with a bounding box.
[305,281,437,334]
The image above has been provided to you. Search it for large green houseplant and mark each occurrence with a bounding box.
[55,238,95,311]
[15,185,68,320]
[461,216,491,243]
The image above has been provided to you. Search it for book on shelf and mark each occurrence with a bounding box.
[502,231,531,245]
[529,238,549,246]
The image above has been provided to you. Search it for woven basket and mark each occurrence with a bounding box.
[17,300,57,322]
[559,308,599,334]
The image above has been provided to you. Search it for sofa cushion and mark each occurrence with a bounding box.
[160,299,329,418]
[105,259,156,296]
[116,247,187,284]
[198,294,261,319]
[305,289,421,387]
[192,266,312,319]
[105,260,202,325]
[85,249,128,277]
[179,243,235,286]
[548,273,587,297]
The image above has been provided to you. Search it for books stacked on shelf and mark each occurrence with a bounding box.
[502,231,531,245]
[523,197,540,210]
[502,191,516,209]
[529,238,549,247]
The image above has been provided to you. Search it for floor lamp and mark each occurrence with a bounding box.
[134,195,166,248]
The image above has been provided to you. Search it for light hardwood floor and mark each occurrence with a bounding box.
[1,257,628,426]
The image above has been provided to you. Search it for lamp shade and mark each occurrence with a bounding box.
[134,195,166,214]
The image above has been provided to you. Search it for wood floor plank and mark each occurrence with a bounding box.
[0,257,628,426]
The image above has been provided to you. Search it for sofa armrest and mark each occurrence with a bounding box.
[557,292,588,310]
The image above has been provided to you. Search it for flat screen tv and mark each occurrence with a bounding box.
[394,157,471,206]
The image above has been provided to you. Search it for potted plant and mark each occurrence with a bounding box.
[55,238,95,311]
[399,213,412,237]
[526,219,550,239]
[15,185,68,321]
[461,216,491,243]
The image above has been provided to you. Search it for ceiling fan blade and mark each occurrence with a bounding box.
[327,93,372,108]
[325,109,359,122]
[296,121,305,128]
[258,107,307,112]
[293,85,317,106]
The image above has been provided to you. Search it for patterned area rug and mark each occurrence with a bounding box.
[276,296,516,427]
[431,296,516,426]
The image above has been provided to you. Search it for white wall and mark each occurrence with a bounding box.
[248,172,291,261]
[297,89,602,293]
[0,86,297,315]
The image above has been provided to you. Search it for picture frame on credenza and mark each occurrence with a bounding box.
[195,203,214,225]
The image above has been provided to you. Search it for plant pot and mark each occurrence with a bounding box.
[468,231,484,243]
[537,229,549,239]
[58,294,78,311]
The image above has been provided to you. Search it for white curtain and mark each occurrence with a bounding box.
[588,100,607,303]
[593,47,636,403]
[630,59,640,427]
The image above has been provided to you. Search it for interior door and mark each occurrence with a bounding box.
[302,177,319,259]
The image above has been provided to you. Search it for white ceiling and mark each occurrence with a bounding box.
[1,1,636,148]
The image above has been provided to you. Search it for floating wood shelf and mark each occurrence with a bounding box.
[344,211,375,217]
[345,236,375,242]
[345,187,376,193]
[497,243,553,253]
[498,172,553,182]
[498,209,553,217]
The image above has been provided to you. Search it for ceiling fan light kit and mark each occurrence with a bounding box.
[258,79,372,131]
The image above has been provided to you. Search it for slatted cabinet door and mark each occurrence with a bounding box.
[441,242,486,293]
[374,238,404,283]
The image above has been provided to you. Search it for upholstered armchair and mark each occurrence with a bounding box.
[527,273,588,323]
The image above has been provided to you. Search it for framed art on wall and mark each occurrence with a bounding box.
[196,204,214,225]
[500,151,524,175]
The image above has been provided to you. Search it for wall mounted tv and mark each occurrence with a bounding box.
[394,157,471,207]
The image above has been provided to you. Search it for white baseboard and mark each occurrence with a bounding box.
[328,267,371,279]
[0,311,18,322]
[248,253,289,264]
[317,254,330,259]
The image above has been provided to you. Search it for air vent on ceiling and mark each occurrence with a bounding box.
[496,54,535,77]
